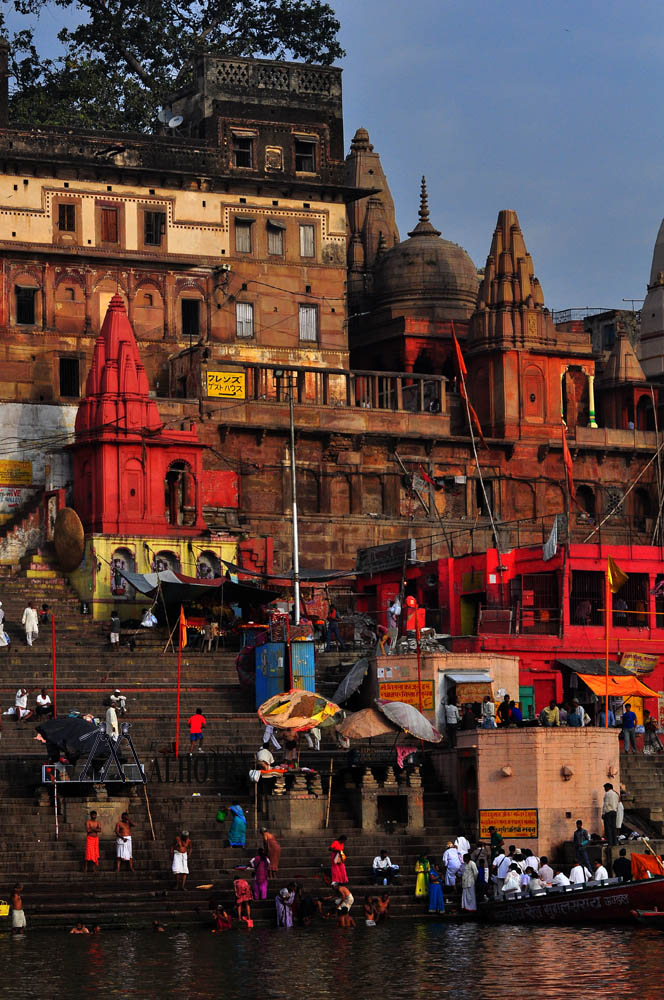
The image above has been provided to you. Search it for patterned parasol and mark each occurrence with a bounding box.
[257,688,342,732]
[336,707,398,739]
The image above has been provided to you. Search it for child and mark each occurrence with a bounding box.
[364,895,377,926]
[211,905,232,932]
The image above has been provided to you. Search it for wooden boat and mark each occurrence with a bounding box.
[631,908,664,928]
[476,877,664,924]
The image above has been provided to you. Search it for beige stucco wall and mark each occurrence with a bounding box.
[455,728,621,858]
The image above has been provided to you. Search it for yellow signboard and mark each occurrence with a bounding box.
[620,652,658,676]
[0,460,32,485]
[479,809,538,840]
[378,680,434,711]
[206,371,246,399]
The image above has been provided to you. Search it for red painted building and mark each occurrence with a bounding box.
[357,541,664,720]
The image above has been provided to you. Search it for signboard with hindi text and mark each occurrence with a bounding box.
[378,680,434,710]
[620,652,658,675]
[0,460,32,485]
[479,809,538,840]
[206,371,246,399]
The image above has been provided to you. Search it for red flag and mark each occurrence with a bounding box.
[562,424,575,502]
[418,464,437,487]
[451,323,467,378]
[451,322,487,447]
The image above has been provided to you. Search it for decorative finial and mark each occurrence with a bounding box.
[419,176,430,224]
[408,174,441,238]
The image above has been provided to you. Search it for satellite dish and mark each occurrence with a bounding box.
[168,115,184,129]
[157,108,172,124]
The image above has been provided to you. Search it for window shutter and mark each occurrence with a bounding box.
[101,208,118,243]
[236,302,254,338]
[267,226,283,256]
[299,224,315,258]
[299,304,317,342]
[235,221,252,253]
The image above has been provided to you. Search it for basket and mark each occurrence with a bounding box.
[0,901,9,917]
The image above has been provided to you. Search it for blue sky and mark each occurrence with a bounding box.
[5,0,663,309]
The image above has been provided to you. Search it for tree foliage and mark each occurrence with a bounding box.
[2,0,344,131]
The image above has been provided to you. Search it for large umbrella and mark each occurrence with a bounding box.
[258,689,342,732]
[336,707,398,740]
[331,657,370,706]
[374,699,442,743]
[35,716,100,764]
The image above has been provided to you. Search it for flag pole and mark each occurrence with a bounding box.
[175,606,183,756]
[51,615,57,718]
[605,559,610,729]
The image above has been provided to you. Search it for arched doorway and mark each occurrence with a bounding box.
[196,550,221,579]
[153,550,180,573]
[636,396,655,431]
[110,547,135,598]
[165,460,196,526]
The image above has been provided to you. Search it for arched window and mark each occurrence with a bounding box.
[165,460,196,526]
[111,547,135,598]
[636,396,655,431]
[152,550,180,573]
[196,550,221,579]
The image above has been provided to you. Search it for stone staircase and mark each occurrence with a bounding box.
[619,752,664,833]
[0,567,462,930]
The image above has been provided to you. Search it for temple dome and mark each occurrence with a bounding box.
[372,177,479,318]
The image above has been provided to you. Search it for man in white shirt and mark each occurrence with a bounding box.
[492,850,511,898]
[591,861,609,882]
[256,745,275,770]
[35,689,52,719]
[538,856,554,883]
[502,865,522,895]
[386,598,401,653]
[481,696,496,729]
[552,869,571,886]
[21,603,38,647]
[455,835,470,857]
[372,850,398,884]
[602,782,620,846]
[569,863,591,884]
[523,849,540,872]
[445,700,461,748]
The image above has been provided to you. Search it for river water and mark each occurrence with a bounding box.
[2,922,664,999]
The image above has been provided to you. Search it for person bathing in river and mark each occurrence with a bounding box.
[329,836,348,885]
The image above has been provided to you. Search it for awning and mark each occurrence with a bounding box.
[221,559,352,583]
[118,569,279,606]
[443,671,493,704]
[267,219,287,229]
[444,672,493,684]
[577,673,659,699]
[557,658,627,676]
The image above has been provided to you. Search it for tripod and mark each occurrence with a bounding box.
[79,722,146,783]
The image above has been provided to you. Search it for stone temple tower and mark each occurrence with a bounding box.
[639,218,664,380]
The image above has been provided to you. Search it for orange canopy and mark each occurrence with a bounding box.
[577,673,659,698]
[631,853,664,880]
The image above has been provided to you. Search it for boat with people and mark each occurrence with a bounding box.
[476,876,664,924]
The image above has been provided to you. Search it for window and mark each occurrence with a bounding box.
[295,139,316,172]
[569,570,604,627]
[101,207,118,243]
[143,293,153,307]
[299,304,318,342]
[299,224,315,258]
[235,220,252,253]
[144,210,166,247]
[236,302,254,338]
[267,221,285,256]
[15,286,36,325]
[232,135,253,168]
[181,299,200,338]
[58,204,76,232]
[59,357,80,398]
[65,287,75,301]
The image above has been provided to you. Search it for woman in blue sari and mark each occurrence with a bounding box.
[427,861,445,913]
[228,803,247,847]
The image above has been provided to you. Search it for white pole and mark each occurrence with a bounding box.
[289,380,301,625]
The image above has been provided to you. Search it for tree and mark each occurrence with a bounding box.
[3,0,344,131]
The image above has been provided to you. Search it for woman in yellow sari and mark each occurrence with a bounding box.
[415,853,430,897]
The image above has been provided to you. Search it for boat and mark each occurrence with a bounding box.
[631,908,664,928]
[476,877,664,924]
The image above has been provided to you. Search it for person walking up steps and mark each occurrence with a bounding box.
[22,603,38,647]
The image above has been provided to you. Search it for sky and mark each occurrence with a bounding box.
[5,0,663,310]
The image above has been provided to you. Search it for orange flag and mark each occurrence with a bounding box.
[179,606,188,649]
[561,424,575,502]
[451,323,487,447]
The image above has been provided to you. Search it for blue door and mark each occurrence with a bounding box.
[255,642,285,708]
[291,640,315,692]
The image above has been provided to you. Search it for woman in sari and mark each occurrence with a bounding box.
[275,886,295,927]
[329,835,348,885]
[427,862,445,913]
[415,854,430,897]
[262,827,281,879]
[250,847,270,900]
[228,803,247,847]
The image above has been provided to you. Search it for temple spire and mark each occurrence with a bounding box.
[408,175,441,237]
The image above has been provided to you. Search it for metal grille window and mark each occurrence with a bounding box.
[299,224,315,258]
[181,299,200,338]
[232,135,253,168]
[59,357,79,398]
[267,222,284,256]
[295,139,316,172]
[235,220,252,253]
[101,207,118,243]
[58,204,75,232]
[144,210,166,246]
[519,572,560,635]
[655,574,664,629]
[298,304,318,342]
[236,302,254,338]
[612,572,649,628]
[569,570,605,627]
[15,286,36,325]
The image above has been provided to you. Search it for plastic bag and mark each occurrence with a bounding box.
[216,808,227,823]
